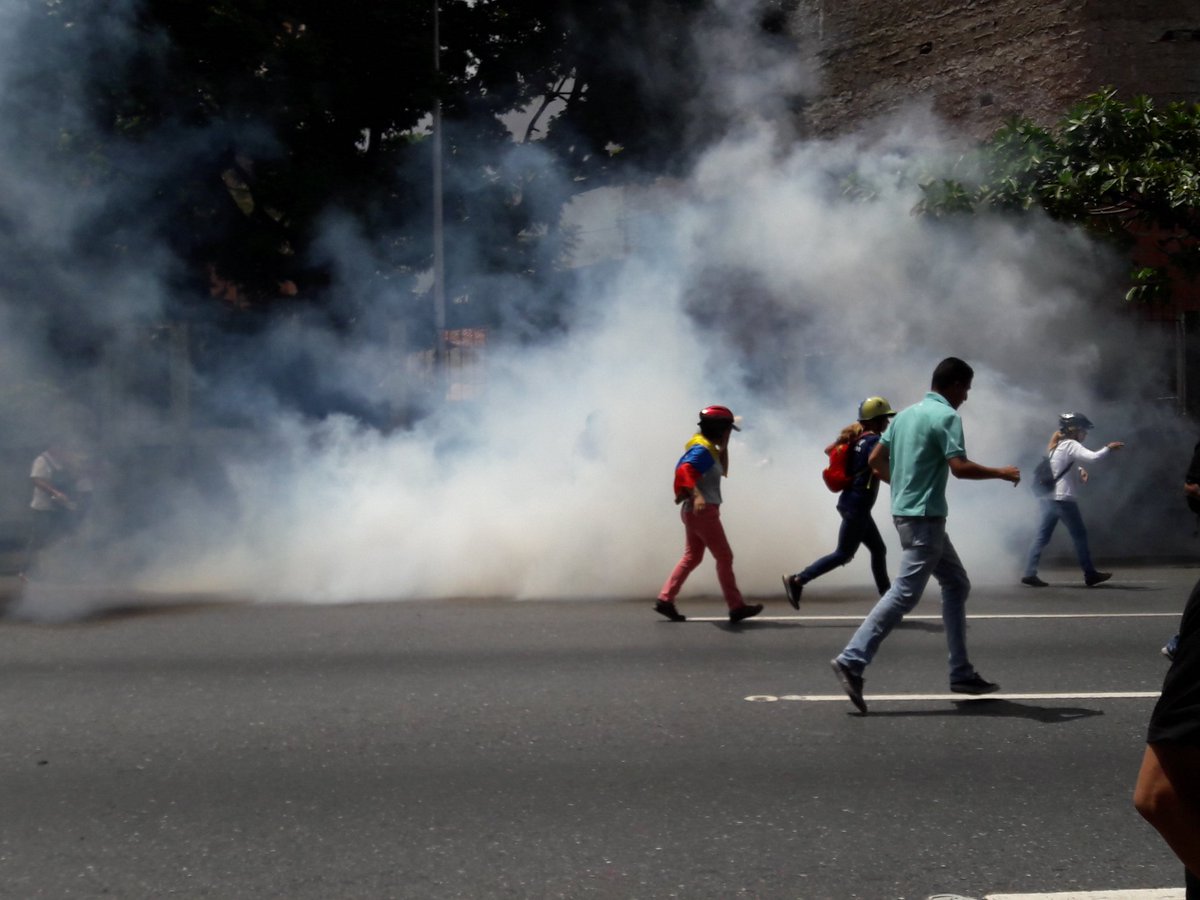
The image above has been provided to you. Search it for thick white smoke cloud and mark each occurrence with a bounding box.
[129,120,1183,604]
[5,2,1194,619]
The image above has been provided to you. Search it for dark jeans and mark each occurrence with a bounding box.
[22,509,70,576]
[800,509,890,594]
[1024,498,1098,578]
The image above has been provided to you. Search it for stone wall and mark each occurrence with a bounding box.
[798,0,1200,140]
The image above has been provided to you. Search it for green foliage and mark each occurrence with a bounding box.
[1126,266,1171,304]
[916,179,975,217]
[36,0,784,328]
[917,89,1200,303]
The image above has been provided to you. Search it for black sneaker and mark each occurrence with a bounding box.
[781,574,803,610]
[653,600,686,622]
[729,603,763,624]
[1085,571,1112,587]
[950,673,1000,695]
[1021,575,1048,588]
[830,659,867,713]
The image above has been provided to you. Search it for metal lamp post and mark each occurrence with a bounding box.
[432,0,447,370]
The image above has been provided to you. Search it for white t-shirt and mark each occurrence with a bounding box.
[29,451,65,511]
[1047,439,1110,501]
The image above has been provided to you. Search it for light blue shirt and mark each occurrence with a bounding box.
[880,392,966,517]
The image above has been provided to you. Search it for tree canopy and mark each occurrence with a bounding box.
[31,0,801,328]
[915,89,1200,303]
[0,0,804,429]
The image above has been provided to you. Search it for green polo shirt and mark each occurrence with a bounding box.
[879,391,965,517]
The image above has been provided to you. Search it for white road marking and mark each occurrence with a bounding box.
[983,891,1183,899]
[691,612,1179,622]
[747,691,1160,703]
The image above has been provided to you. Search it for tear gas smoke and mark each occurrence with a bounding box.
[2,2,1192,620]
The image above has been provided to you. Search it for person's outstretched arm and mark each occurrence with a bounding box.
[948,455,1020,485]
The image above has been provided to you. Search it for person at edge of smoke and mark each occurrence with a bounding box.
[781,396,897,610]
[1020,412,1124,589]
[654,405,763,626]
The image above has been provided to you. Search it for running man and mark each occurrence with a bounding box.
[830,357,1020,714]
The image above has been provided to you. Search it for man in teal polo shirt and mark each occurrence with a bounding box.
[830,357,1021,714]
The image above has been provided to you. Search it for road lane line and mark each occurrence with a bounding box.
[746,691,1161,703]
[983,891,1183,899]
[691,612,1179,622]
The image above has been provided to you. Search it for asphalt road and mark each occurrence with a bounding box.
[0,565,1193,900]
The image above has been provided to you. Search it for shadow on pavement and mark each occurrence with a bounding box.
[865,699,1104,724]
[0,578,236,626]
[707,620,795,632]
[1060,583,1161,592]
[701,619,947,633]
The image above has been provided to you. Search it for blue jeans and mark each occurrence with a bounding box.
[799,510,890,594]
[1023,499,1097,578]
[836,517,975,682]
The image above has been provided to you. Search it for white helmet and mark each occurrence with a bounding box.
[1058,412,1094,433]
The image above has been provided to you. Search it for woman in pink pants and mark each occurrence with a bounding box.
[655,405,763,625]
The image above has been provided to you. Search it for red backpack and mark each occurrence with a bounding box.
[822,441,855,493]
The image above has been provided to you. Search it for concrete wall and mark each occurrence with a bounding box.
[799,0,1200,140]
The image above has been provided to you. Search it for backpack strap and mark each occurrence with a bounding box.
[1049,445,1071,484]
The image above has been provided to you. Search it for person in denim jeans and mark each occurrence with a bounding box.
[829,357,1020,714]
[1021,413,1123,588]
[782,397,896,609]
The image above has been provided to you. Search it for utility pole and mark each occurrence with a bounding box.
[431,0,447,370]
[1178,311,1190,416]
